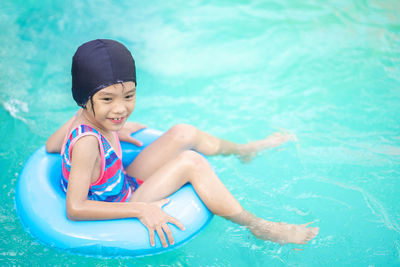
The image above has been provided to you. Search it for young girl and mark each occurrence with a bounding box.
[46,39,319,249]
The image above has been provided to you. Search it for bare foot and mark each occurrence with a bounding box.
[237,130,297,163]
[249,219,319,245]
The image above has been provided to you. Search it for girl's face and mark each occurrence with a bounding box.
[85,81,136,132]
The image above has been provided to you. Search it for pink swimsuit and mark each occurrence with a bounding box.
[61,124,142,202]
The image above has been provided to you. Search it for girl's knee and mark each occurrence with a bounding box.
[167,124,198,146]
[177,150,208,170]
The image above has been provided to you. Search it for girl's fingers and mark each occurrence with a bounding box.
[302,221,315,227]
[157,220,185,248]
[156,225,168,248]
[144,199,185,248]
[162,223,174,246]
[157,198,170,207]
[128,136,143,146]
[128,123,147,132]
[148,228,156,247]
[279,128,297,142]
[119,134,142,146]
[168,216,185,231]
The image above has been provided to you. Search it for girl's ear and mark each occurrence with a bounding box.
[82,97,96,117]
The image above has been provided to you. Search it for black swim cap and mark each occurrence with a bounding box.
[71,39,136,107]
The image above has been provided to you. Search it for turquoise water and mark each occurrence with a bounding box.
[1,0,400,265]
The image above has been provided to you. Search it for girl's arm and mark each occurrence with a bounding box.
[116,121,146,146]
[46,116,76,153]
[66,136,184,247]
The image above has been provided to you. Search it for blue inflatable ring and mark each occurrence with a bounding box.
[15,128,213,257]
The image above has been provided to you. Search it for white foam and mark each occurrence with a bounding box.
[2,98,29,123]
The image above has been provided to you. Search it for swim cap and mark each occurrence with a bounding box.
[71,39,136,107]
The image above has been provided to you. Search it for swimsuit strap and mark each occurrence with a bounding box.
[62,124,106,185]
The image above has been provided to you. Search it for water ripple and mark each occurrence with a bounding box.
[1,98,29,123]
[312,177,400,234]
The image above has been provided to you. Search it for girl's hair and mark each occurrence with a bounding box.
[71,39,136,107]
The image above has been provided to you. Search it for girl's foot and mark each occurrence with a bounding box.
[249,219,319,245]
[237,131,297,162]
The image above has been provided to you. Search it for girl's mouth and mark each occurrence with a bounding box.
[109,117,124,124]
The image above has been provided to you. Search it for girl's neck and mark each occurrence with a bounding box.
[79,109,114,138]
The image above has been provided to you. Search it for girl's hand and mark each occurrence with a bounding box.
[138,199,185,248]
[118,122,147,146]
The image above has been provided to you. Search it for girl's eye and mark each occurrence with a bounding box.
[125,94,135,99]
[102,98,112,102]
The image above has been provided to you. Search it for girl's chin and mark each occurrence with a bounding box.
[106,119,126,130]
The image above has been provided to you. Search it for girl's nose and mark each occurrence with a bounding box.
[111,100,127,114]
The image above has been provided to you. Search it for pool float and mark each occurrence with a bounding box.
[15,128,213,257]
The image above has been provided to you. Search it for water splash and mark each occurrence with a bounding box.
[2,98,29,123]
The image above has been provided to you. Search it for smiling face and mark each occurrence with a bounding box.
[83,81,136,133]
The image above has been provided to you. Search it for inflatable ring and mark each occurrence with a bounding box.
[15,128,213,257]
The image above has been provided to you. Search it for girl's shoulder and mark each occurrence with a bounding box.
[69,124,101,138]
[62,123,103,156]
[70,132,101,157]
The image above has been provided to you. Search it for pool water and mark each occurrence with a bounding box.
[1,0,399,265]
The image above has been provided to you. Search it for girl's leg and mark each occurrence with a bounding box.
[131,150,242,216]
[131,150,319,245]
[126,124,293,181]
[126,124,234,181]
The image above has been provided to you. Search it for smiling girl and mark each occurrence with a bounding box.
[46,39,319,249]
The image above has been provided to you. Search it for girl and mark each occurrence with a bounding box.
[46,39,319,249]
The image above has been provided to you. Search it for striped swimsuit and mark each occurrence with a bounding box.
[61,124,142,202]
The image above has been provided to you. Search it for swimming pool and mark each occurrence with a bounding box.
[1,0,399,265]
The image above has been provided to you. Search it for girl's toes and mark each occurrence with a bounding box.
[312,227,319,235]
